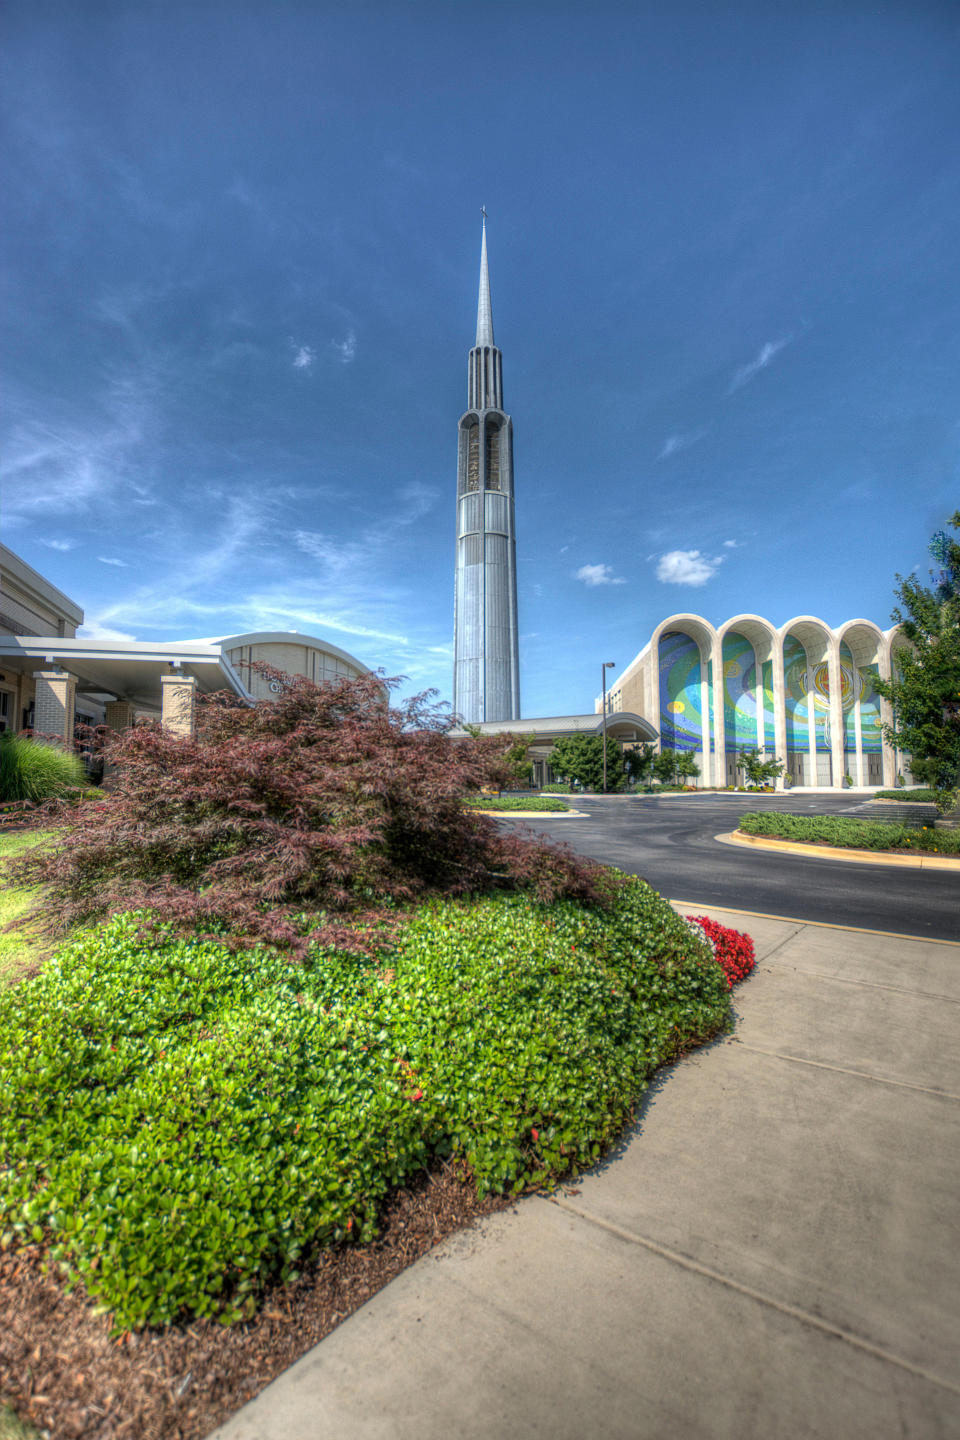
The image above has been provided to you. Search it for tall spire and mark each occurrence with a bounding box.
[476,210,495,348]
[455,214,519,723]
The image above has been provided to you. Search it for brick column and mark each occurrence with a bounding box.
[104,699,136,733]
[160,673,198,738]
[32,670,77,744]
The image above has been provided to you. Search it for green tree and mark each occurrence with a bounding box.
[736,747,785,788]
[675,752,701,787]
[623,742,656,787]
[548,733,623,791]
[501,736,533,787]
[874,511,960,808]
[651,750,678,785]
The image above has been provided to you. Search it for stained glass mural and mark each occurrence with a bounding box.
[658,632,703,751]
[722,631,760,753]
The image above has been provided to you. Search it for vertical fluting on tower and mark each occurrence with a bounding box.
[453,217,520,723]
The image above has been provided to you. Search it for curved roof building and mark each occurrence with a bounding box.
[598,612,911,789]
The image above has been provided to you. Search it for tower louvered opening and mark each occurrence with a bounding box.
[485,420,501,491]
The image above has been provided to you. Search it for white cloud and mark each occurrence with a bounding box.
[655,549,723,586]
[332,330,357,364]
[657,430,704,461]
[291,344,315,370]
[728,337,790,393]
[40,537,76,551]
[77,622,137,642]
[723,538,742,549]
[396,482,438,523]
[575,563,626,587]
[97,555,127,566]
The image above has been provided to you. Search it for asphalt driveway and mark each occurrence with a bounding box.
[497,793,960,941]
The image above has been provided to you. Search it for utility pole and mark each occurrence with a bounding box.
[601,661,615,793]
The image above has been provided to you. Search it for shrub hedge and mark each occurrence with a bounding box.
[462,796,569,812]
[872,789,941,803]
[0,879,730,1331]
[737,811,960,854]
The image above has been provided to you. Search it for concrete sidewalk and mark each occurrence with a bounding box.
[211,910,960,1440]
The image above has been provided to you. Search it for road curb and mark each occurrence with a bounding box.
[471,808,590,819]
[717,829,960,871]
[667,900,960,945]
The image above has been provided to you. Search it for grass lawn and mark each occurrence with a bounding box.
[738,811,960,855]
[0,1402,41,1440]
[0,830,55,982]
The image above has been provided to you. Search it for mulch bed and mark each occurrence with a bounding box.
[0,1164,513,1440]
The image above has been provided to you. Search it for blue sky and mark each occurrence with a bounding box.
[3,1,958,716]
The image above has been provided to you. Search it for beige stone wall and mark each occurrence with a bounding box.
[0,546,83,639]
[226,641,364,700]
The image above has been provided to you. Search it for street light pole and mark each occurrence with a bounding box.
[601,661,615,793]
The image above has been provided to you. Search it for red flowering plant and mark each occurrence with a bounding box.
[685,915,756,988]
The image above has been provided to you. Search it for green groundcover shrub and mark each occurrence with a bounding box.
[0,734,84,804]
[738,811,960,854]
[462,795,569,812]
[0,880,729,1332]
[872,788,941,803]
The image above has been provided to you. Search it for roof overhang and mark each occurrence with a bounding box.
[450,711,658,744]
[0,637,252,710]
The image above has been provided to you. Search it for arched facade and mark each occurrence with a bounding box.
[602,612,909,789]
[219,632,369,702]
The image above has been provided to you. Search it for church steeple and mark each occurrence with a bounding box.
[468,215,503,411]
[476,212,495,347]
[453,213,520,723]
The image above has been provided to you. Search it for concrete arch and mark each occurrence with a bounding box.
[837,618,884,667]
[880,623,914,785]
[651,613,722,784]
[836,620,888,787]
[779,615,834,662]
[718,615,781,765]
[779,617,842,787]
[598,710,658,743]
[219,632,372,703]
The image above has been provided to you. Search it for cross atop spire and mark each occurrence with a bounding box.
[476,210,495,348]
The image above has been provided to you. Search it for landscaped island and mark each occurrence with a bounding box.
[737,811,960,855]
[463,794,570,812]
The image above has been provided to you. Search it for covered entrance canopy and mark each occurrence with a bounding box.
[451,711,658,788]
[0,636,251,740]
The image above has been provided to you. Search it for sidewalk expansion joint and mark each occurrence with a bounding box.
[730,1041,960,1102]
[547,1196,960,1398]
[751,925,807,965]
[762,963,960,1007]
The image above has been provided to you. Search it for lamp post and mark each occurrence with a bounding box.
[601,662,616,793]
